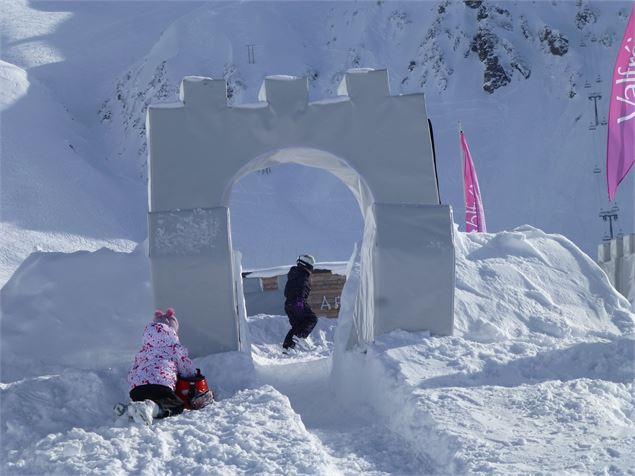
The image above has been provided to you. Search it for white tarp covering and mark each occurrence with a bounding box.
[147,69,455,355]
[598,234,635,309]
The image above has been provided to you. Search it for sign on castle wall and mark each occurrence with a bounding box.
[260,270,346,318]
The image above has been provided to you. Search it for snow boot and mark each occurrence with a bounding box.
[282,346,299,356]
[295,337,314,352]
[113,402,132,425]
[282,331,297,351]
[127,400,159,427]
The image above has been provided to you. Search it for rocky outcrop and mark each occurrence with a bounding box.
[470,28,511,93]
[467,3,531,94]
[539,27,569,56]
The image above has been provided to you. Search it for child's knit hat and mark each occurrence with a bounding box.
[153,308,179,333]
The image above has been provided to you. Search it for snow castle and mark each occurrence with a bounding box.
[598,233,635,307]
[146,69,455,356]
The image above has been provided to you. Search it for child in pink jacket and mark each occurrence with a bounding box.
[116,308,197,425]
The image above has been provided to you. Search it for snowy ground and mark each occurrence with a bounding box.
[2,228,634,475]
[2,314,633,475]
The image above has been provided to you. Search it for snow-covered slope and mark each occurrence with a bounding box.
[97,0,633,266]
[0,0,196,283]
[0,58,140,285]
[0,60,140,237]
[2,1,633,269]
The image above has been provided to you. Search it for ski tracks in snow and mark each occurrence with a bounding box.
[254,355,430,475]
[251,314,430,475]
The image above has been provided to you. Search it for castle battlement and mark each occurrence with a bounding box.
[146,68,455,356]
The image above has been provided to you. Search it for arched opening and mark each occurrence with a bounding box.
[222,147,374,217]
[226,148,372,360]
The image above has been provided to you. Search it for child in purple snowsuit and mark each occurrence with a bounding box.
[282,254,318,350]
[123,308,196,423]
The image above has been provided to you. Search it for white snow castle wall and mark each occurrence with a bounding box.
[598,234,635,308]
[147,69,455,356]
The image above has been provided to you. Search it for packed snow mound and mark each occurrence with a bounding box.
[0,244,152,381]
[3,385,338,476]
[454,225,634,341]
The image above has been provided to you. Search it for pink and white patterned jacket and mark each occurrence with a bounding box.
[128,322,196,390]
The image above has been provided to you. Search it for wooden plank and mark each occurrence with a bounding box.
[308,272,346,318]
[256,269,346,318]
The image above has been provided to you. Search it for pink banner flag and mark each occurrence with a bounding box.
[460,130,487,232]
[607,5,635,201]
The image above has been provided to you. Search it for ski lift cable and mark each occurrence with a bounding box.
[584,38,612,243]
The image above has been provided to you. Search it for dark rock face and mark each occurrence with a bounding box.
[470,28,511,93]
[539,27,569,56]
[471,28,496,62]
[575,7,597,30]
[464,0,483,9]
[482,57,511,93]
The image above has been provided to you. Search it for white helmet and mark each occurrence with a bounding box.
[297,254,316,269]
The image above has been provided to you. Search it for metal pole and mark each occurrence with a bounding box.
[588,93,602,126]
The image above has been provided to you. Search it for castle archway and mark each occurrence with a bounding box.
[147,69,455,356]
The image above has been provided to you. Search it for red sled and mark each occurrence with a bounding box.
[176,368,214,410]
